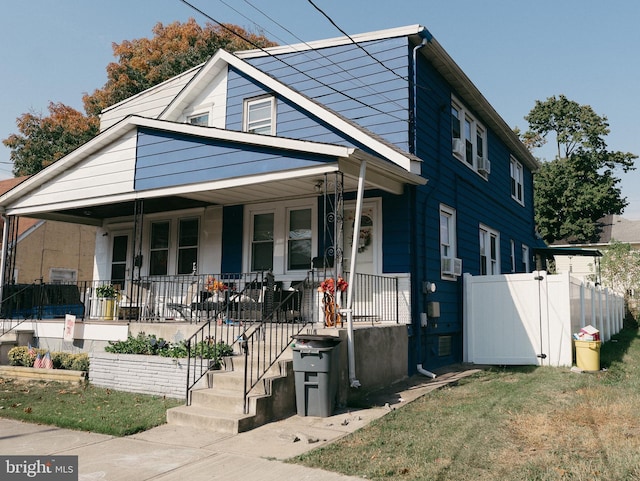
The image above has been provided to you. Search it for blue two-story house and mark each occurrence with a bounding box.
[0,25,538,380]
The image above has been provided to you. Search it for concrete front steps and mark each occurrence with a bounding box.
[0,329,34,365]
[166,352,296,434]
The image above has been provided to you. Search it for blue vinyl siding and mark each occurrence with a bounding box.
[134,128,337,190]
[227,37,410,151]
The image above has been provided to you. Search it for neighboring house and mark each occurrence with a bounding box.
[0,25,539,373]
[552,214,640,283]
[0,177,96,284]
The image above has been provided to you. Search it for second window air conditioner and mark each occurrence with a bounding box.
[441,257,462,276]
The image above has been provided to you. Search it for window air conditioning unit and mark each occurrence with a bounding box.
[441,257,463,276]
[477,156,491,175]
[452,138,465,158]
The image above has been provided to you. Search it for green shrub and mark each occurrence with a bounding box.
[105,332,234,368]
[7,346,89,371]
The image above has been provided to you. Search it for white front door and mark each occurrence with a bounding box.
[343,199,381,275]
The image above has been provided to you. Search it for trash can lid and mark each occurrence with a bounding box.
[291,334,341,345]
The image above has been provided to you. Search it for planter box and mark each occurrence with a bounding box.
[0,365,86,383]
[89,352,189,399]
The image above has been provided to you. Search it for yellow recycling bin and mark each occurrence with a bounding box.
[574,340,601,371]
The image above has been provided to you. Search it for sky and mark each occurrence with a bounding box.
[2,0,640,217]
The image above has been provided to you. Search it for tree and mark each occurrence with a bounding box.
[4,19,277,175]
[2,102,99,176]
[591,240,640,314]
[83,19,277,116]
[524,95,636,244]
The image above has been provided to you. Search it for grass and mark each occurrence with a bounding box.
[291,319,640,481]
[0,379,183,436]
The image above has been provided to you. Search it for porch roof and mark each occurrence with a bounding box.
[0,116,425,224]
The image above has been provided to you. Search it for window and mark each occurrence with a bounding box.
[50,268,77,284]
[479,225,500,275]
[149,221,170,276]
[440,205,457,279]
[251,213,275,271]
[244,96,275,135]
[188,113,209,126]
[110,235,128,285]
[510,240,516,273]
[287,209,312,270]
[511,157,524,204]
[247,201,316,275]
[451,97,487,176]
[522,244,530,272]
[177,218,199,275]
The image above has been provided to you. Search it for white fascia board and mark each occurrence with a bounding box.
[236,25,424,59]
[218,50,416,171]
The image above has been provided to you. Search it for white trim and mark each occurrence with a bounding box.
[440,204,457,280]
[243,199,318,276]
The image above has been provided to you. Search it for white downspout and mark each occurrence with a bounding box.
[417,364,437,379]
[344,160,367,388]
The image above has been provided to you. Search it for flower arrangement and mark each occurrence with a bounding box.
[318,276,348,327]
[206,276,228,293]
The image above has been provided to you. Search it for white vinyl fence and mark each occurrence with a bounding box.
[463,271,624,367]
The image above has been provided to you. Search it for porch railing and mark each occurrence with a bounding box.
[184,273,315,407]
[0,271,401,325]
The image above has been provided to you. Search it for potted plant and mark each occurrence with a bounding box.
[96,284,118,320]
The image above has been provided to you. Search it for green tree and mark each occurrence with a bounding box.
[2,102,99,176]
[591,240,640,313]
[525,95,636,244]
[4,19,277,175]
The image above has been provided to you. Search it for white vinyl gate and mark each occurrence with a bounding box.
[463,271,625,367]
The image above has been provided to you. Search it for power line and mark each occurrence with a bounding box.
[306,0,410,83]
[179,0,409,124]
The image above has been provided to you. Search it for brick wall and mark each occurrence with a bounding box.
[89,352,187,399]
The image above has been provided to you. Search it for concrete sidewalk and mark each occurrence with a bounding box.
[0,367,480,480]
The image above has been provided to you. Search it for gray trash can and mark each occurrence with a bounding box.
[291,334,341,417]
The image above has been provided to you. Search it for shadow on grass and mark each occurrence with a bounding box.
[600,316,639,369]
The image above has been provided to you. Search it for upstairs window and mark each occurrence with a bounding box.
[244,96,276,135]
[511,157,524,204]
[188,113,209,126]
[451,97,489,177]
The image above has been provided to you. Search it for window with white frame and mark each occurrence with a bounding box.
[148,216,201,276]
[247,201,315,275]
[521,244,530,272]
[479,224,500,275]
[177,218,199,275]
[149,221,170,276]
[510,157,524,204]
[244,96,276,135]
[188,112,209,126]
[451,97,487,176]
[439,205,457,279]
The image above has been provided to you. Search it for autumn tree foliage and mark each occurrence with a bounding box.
[4,19,277,175]
[524,95,636,244]
[3,102,99,176]
[83,19,277,116]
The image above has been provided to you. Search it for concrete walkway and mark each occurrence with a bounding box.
[0,367,481,480]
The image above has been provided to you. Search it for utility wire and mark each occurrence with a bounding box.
[240,0,408,113]
[179,0,409,123]
[306,0,410,83]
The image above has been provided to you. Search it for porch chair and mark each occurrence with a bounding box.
[166,279,207,322]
